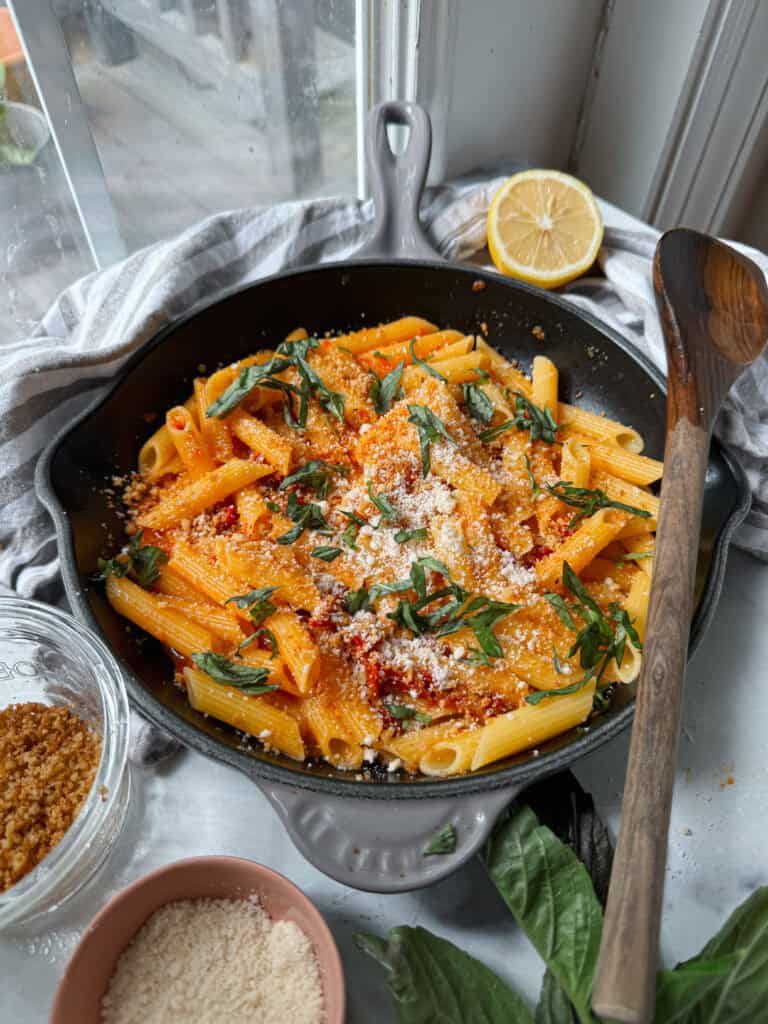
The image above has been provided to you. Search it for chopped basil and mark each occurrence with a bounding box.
[237,627,278,659]
[479,392,558,444]
[407,404,457,476]
[524,454,541,498]
[546,481,652,529]
[274,492,333,545]
[311,546,342,562]
[409,338,447,382]
[370,361,405,414]
[206,356,295,418]
[461,647,493,667]
[366,481,399,525]
[462,382,494,424]
[225,586,278,627]
[190,652,278,694]
[423,823,457,856]
[367,578,413,603]
[342,522,359,549]
[96,529,167,588]
[528,562,642,704]
[206,336,345,427]
[344,588,371,614]
[384,703,432,724]
[279,460,347,500]
[394,527,428,545]
[612,551,654,563]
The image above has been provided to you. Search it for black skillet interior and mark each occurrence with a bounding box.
[41,260,749,798]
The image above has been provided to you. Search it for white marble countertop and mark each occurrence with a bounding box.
[3,548,767,1022]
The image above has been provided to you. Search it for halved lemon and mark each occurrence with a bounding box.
[487,170,603,289]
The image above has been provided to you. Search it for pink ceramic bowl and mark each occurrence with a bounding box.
[50,856,345,1023]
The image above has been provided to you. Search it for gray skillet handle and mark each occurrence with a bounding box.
[356,101,443,261]
[259,781,516,892]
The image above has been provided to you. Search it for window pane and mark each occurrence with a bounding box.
[1,0,357,343]
[60,0,357,251]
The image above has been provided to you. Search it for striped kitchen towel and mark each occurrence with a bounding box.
[2,177,767,651]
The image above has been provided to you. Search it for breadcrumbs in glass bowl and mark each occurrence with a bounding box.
[0,597,130,930]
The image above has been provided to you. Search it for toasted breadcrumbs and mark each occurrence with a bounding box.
[0,702,101,892]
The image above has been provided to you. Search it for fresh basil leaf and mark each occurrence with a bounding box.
[371,361,405,414]
[344,588,370,614]
[546,481,651,529]
[311,545,342,562]
[461,647,493,667]
[612,551,654,562]
[356,926,535,1024]
[394,527,428,544]
[342,522,359,549]
[483,804,602,1024]
[521,771,614,908]
[657,887,768,1024]
[409,338,447,382]
[535,969,578,1024]
[655,954,744,1024]
[190,653,278,695]
[237,626,278,659]
[525,677,593,705]
[479,392,558,444]
[276,335,320,359]
[545,593,579,632]
[479,419,517,442]
[553,647,568,675]
[383,703,420,720]
[367,481,399,524]
[206,357,293,418]
[591,685,614,714]
[368,579,413,603]
[279,460,347,500]
[275,492,333,544]
[295,355,346,422]
[525,454,542,498]
[96,556,130,580]
[423,823,457,856]
[407,404,457,476]
[463,382,495,424]
[225,586,279,631]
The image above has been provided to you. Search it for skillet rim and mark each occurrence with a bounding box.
[35,257,752,799]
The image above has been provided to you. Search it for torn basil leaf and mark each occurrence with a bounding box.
[423,823,457,856]
[190,653,278,695]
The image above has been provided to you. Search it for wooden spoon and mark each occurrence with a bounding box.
[592,228,768,1024]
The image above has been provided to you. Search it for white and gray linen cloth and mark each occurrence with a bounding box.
[2,173,767,761]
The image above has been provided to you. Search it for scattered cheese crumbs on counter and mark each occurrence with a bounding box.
[101,896,324,1024]
[0,702,100,893]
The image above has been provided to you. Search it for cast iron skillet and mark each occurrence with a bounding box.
[36,103,750,892]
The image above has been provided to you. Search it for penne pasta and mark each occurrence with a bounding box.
[139,459,272,529]
[101,315,661,777]
[184,667,305,760]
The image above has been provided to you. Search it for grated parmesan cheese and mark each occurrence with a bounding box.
[100,896,324,1024]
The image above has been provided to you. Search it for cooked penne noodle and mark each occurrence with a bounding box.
[106,576,213,658]
[536,509,628,588]
[267,610,319,694]
[331,316,437,354]
[139,459,272,529]
[218,543,320,612]
[470,682,595,770]
[622,568,651,640]
[474,339,533,396]
[532,355,558,420]
[303,695,361,768]
[403,351,489,389]
[139,395,197,480]
[420,729,481,777]
[285,327,308,341]
[184,667,305,761]
[166,405,215,479]
[579,441,663,486]
[228,409,293,476]
[358,329,464,370]
[620,534,655,576]
[559,438,591,489]
[558,404,643,452]
[194,377,233,463]
[382,720,460,772]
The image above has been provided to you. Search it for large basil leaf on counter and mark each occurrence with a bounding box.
[356,926,534,1024]
[535,968,577,1024]
[655,887,768,1023]
[483,804,602,1024]
[654,954,744,1023]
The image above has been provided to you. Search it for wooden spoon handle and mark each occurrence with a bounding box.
[592,417,710,1024]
